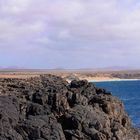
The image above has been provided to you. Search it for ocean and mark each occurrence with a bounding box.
[94,80,140,128]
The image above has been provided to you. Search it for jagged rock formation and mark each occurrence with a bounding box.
[0,74,139,140]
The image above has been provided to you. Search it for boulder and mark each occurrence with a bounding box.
[0,74,139,140]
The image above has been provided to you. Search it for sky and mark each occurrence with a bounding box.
[0,0,140,69]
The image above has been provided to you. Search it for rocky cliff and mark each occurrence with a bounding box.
[0,74,139,140]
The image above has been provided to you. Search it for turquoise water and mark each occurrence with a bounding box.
[94,80,140,128]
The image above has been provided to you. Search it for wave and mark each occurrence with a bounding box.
[90,79,140,82]
[122,98,140,101]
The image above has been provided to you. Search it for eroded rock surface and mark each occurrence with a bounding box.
[0,74,139,140]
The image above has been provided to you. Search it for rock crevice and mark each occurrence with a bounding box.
[0,74,139,140]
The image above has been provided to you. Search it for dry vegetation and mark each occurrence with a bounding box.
[0,70,140,81]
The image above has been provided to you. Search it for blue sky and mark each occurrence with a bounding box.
[0,0,140,69]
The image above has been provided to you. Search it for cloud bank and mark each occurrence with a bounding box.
[0,0,140,69]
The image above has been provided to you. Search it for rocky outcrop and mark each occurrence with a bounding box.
[0,74,139,140]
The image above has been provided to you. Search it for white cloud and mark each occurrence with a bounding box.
[0,0,140,68]
[1,0,31,14]
[1,0,140,43]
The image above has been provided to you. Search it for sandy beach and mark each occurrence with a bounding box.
[79,76,120,82]
[88,78,140,82]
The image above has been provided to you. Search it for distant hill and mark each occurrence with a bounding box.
[0,66,139,72]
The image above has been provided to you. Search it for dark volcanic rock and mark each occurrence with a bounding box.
[0,74,139,140]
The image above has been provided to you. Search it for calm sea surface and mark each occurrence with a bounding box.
[94,80,140,128]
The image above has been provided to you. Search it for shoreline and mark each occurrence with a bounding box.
[88,78,140,82]
[66,78,140,83]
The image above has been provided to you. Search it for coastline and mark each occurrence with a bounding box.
[88,78,140,82]
[0,74,139,139]
[66,77,140,83]
[0,71,140,84]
